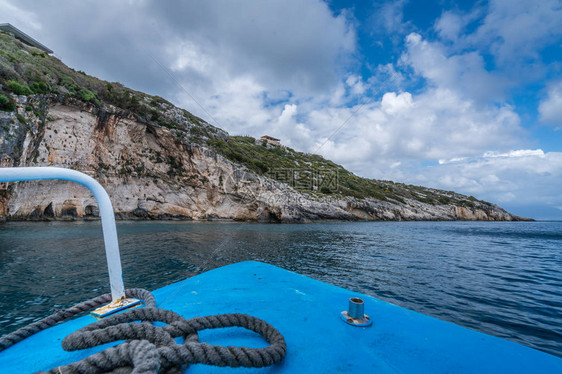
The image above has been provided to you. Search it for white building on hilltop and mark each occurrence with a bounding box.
[260,135,281,146]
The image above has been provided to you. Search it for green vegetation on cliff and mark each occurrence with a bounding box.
[207,136,484,207]
[0,31,210,128]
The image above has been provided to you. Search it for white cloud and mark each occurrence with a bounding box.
[154,0,355,98]
[402,150,562,216]
[168,41,214,75]
[483,149,545,158]
[403,32,507,102]
[193,75,274,135]
[434,11,465,42]
[367,63,406,94]
[6,0,356,105]
[269,104,314,150]
[328,82,347,106]
[297,29,537,214]
[380,91,412,114]
[434,0,562,76]
[434,7,484,46]
[539,81,562,128]
[471,0,562,65]
[304,84,522,176]
[371,0,409,35]
[0,0,42,31]
[438,157,467,165]
[345,75,366,96]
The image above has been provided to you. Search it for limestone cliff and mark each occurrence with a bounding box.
[0,31,529,222]
[0,97,526,222]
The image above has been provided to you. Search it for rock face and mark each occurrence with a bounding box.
[0,96,528,222]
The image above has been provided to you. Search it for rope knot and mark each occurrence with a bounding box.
[0,289,286,373]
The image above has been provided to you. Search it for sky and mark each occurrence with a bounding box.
[2,0,562,219]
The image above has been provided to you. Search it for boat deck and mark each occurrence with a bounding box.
[1,261,561,373]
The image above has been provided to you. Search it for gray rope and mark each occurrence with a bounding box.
[0,289,286,373]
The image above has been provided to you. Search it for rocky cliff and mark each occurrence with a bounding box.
[0,31,528,222]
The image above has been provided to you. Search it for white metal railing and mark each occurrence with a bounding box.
[0,167,125,301]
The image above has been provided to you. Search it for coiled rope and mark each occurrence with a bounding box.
[0,289,286,373]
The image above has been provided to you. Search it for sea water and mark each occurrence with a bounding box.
[0,220,560,357]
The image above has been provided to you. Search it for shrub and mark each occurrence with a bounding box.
[253,160,269,173]
[7,80,32,95]
[31,81,50,94]
[16,114,25,123]
[60,76,78,95]
[78,88,96,102]
[60,75,75,88]
[320,186,332,194]
[460,200,475,208]
[158,120,177,129]
[438,196,451,205]
[0,94,15,111]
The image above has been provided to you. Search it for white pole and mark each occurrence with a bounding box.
[0,167,125,301]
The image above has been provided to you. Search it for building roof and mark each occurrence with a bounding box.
[0,23,53,54]
[260,135,280,141]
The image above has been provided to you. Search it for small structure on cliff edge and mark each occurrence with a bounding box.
[0,23,53,54]
[260,135,281,146]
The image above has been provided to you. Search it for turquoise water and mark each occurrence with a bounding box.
[0,221,560,357]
